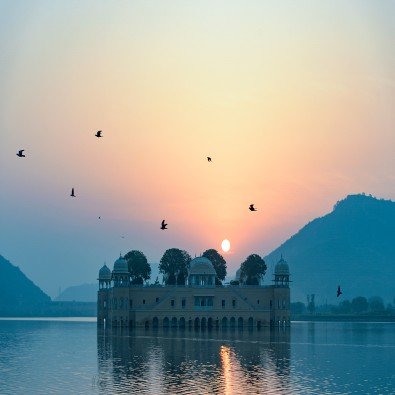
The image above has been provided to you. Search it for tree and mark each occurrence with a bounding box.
[291,302,306,315]
[124,250,151,285]
[159,248,191,285]
[351,296,368,314]
[307,294,315,314]
[239,254,267,285]
[336,300,352,314]
[369,296,385,313]
[202,249,227,285]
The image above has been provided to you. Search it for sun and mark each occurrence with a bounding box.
[221,239,230,253]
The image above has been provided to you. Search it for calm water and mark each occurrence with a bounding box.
[0,319,394,394]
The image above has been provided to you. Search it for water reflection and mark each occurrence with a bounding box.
[97,328,291,394]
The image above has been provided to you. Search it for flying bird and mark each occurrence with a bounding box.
[70,188,76,197]
[249,204,257,211]
[207,157,212,162]
[160,220,168,230]
[16,149,25,157]
[95,130,102,138]
[98,216,101,219]
[337,285,342,298]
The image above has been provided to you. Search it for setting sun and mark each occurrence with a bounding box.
[221,239,231,253]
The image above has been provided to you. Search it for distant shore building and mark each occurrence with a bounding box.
[97,256,290,329]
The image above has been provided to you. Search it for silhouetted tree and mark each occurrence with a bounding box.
[369,296,385,313]
[351,296,368,313]
[307,294,315,314]
[291,302,306,315]
[124,250,151,285]
[336,300,352,314]
[202,249,227,285]
[239,254,267,285]
[159,248,191,285]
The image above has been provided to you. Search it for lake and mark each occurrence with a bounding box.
[0,319,394,394]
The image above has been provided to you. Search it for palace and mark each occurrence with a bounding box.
[97,256,291,329]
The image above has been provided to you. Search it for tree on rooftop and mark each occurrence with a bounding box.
[202,249,227,285]
[159,248,191,285]
[124,250,151,285]
[351,296,368,314]
[239,254,267,285]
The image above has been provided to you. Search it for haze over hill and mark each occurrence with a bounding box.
[265,194,395,304]
[0,255,51,315]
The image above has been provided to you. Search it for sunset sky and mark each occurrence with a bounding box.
[1,1,394,297]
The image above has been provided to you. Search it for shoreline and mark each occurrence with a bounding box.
[292,314,395,323]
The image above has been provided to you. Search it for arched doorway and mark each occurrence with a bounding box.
[179,317,186,328]
[230,317,236,327]
[207,317,213,328]
[201,317,207,328]
[153,317,159,328]
[194,317,200,328]
[222,317,228,327]
[163,317,169,328]
[171,317,178,328]
[248,317,253,328]
[238,317,243,328]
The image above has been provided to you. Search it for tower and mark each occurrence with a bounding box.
[112,255,129,287]
[274,255,290,286]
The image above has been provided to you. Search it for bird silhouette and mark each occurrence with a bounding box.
[249,204,257,211]
[337,285,342,297]
[16,149,25,157]
[70,188,76,197]
[161,220,168,230]
[95,130,102,138]
[207,157,212,162]
[98,216,101,219]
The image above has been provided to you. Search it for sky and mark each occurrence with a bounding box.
[0,1,394,297]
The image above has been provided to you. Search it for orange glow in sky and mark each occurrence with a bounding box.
[0,1,394,296]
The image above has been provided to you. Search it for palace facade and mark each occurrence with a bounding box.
[97,256,291,329]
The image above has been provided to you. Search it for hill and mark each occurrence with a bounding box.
[0,255,51,315]
[265,194,395,304]
[55,283,98,302]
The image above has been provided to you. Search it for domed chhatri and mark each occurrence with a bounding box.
[113,255,128,273]
[99,263,111,279]
[188,256,216,286]
[274,255,290,286]
[275,256,290,276]
[112,255,129,288]
[98,263,112,289]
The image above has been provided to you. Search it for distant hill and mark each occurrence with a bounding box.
[56,283,98,302]
[265,194,395,304]
[0,255,51,315]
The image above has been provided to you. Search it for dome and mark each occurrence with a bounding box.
[98,263,111,280]
[189,256,216,275]
[113,255,129,273]
[275,256,290,276]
